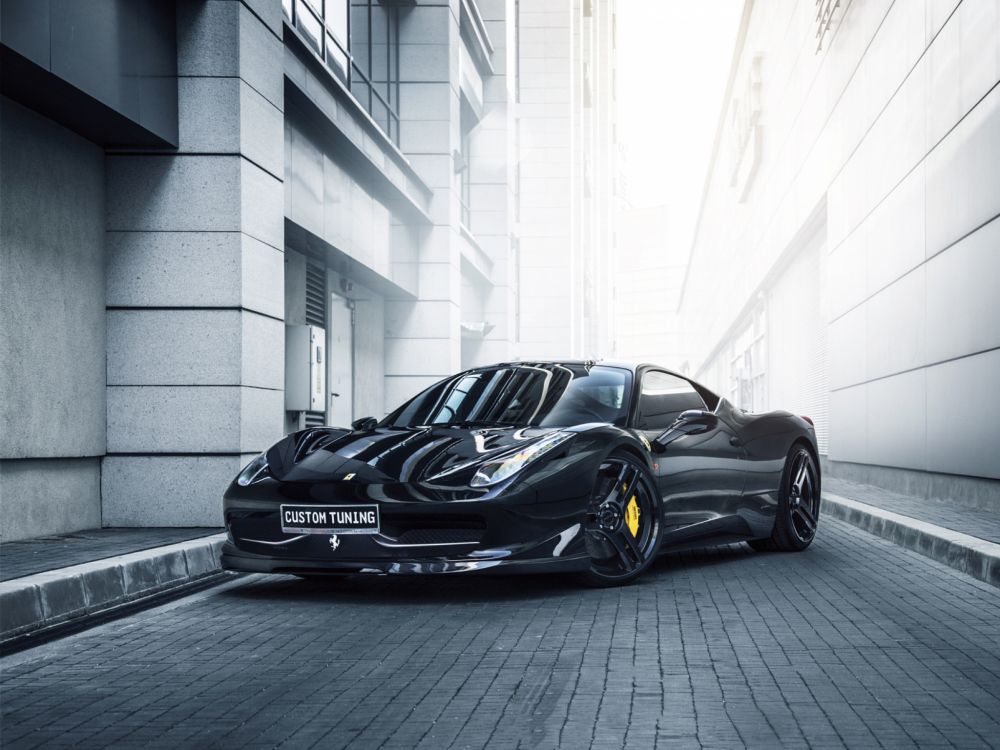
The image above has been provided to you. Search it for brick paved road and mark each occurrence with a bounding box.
[2,518,999,749]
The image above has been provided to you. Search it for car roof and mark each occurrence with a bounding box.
[477,360,721,408]
[482,359,690,378]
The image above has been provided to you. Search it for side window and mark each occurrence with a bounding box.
[637,371,707,430]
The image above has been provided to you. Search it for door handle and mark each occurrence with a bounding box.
[331,392,340,398]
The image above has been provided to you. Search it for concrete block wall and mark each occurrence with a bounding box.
[0,98,106,541]
[466,0,516,369]
[386,1,466,409]
[102,0,286,526]
[515,0,575,358]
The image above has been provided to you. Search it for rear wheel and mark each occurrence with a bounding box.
[582,453,663,587]
[749,444,820,552]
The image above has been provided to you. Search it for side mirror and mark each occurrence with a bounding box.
[651,410,717,452]
[351,416,378,432]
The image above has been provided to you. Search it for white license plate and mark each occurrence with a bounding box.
[279,504,380,534]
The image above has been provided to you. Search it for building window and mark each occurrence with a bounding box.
[289,0,401,145]
[351,0,400,144]
[728,307,767,413]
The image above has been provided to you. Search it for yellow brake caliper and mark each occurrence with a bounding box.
[625,494,641,537]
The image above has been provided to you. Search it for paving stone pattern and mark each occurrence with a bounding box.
[1,519,999,749]
[825,477,1000,545]
[0,528,223,582]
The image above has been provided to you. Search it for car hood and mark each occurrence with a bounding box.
[266,425,564,485]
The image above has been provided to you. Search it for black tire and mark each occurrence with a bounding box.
[749,443,820,552]
[581,451,663,587]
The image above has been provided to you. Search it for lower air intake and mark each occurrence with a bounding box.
[395,528,483,545]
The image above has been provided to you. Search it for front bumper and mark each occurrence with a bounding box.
[221,478,592,576]
[220,544,589,576]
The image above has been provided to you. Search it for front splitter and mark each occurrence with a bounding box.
[221,544,590,576]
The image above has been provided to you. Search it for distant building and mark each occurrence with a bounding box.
[612,205,685,366]
[515,0,619,360]
[677,1,1000,502]
[0,0,518,539]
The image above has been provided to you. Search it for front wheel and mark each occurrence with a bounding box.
[749,444,820,552]
[581,453,663,587]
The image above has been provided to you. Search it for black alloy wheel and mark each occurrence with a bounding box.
[582,453,663,586]
[750,444,820,552]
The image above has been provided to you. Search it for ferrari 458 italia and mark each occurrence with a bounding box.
[222,361,821,586]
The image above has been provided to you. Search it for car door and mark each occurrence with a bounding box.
[633,370,747,541]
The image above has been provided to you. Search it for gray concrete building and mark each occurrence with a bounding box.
[1,0,518,539]
[677,0,1000,506]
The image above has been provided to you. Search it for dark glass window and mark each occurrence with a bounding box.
[383,365,633,429]
[290,0,400,145]
[636,371,707,431]
[350,0,400,144]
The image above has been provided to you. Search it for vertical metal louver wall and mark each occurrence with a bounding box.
[304,261,327,428]
[805,326,830,454]
[806,248,830,454]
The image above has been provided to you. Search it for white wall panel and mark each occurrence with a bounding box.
[828,305,867,390]
[925,82,1000,256]
[925,215,1000,364]
[385,300,460,340]
[829,385,868,464]
[826,226,867,319]
[958,0,1000,114]
[926,348,1000,479]
[925,10,961,149]
[866,368,927,470]
[865,265,926,381]
[865,162,926,295]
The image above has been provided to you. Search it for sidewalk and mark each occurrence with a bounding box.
[1,527,222,581]
[0,528,228,652]
[822,477,1000,588]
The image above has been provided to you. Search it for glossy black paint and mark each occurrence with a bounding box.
[221,361,820,577]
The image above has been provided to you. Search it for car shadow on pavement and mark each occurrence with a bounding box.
[655,542,759,573]
[217,543,760,605]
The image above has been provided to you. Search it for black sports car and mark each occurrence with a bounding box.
[221,361,821,586]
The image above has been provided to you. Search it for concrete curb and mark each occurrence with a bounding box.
[0,533,229,647]
[823,493,1000,588]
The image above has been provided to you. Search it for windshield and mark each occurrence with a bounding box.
[382,364,632,428]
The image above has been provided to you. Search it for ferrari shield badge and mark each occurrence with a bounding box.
[625,495,640,537]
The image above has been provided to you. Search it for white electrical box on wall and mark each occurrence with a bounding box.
[285,325,326,412]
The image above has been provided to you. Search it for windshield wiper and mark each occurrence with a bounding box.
[447,420,517,429]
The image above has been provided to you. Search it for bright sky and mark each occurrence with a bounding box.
[616,1,744,254]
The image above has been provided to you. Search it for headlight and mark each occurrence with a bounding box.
[470,431,573,487]
[236,452,269,486]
